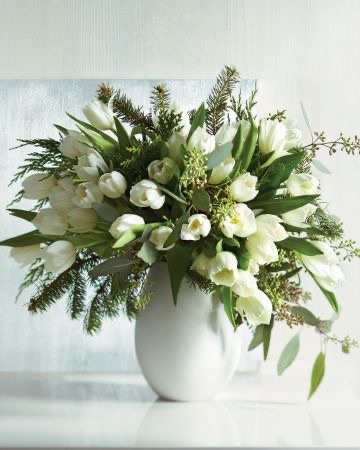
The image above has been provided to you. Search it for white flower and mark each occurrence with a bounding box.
[68,208,97,233]
[236,289,273,326]
[22,173,56,200]
[208,157,235,185]
[167,127,189,164]
[188,126,215,154]
[259,119,287,166]
[83,99,114,130]
[282,204,317,228]
[229,172,258,202]
[41,241,76,274]
[248,259,260,275]
[191,253,212,277]
[58,177,76,194]
[49,185,75,213]
[301,241,345,292]
[284,118,303,150]
[286,173,319,196]
[255,214,288,242]
[220,203,256,238]
[246,232,279,265]
[148,157,178,184]
[149,226,174,250]
[181,214,211,241]
[231,270,258,297]
[209,251,238,286]
[10,245,41,267]
[72,182,104,208]
[109,214,145,239]
[75,149,109,182]
[59,131,89,159]
[130,180,165,209]
[32,208,68,235]
[98,171,127,198]
[215,122,239,146]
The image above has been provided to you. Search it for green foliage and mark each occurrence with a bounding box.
[277,334,300,375]
[150,84,171,112]
[220,286,236,329]
[307,207,344,242]
[165,243,194,305]
[308,352,326,399]
[230,83,258,122]
[278,237,323,256]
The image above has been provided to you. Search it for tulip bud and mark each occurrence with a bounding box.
[149,226,174,250]
[72,182,104,208]
[75,149,109,182]
[130,180,165,210]
[59,131,90,159]
[231,270,258,297]
[49,185,76,213]
[236,289,273,326]
[181,214,211,241]
[41,241,76,274]
[109,214,145,239]
[188,126,215,154]
[148,157,178,185]
[190,253,212,277]
[229,172,258,202]
[168,128,188,164]
[98,171,127,198]
[32,208,68,235]
[282,204,317,228]
[214,122,239,147]
[208,157,235,185]
[209,251,238,286]
[246,232,279,265]
[22,173,56,200]
[83,100,115,130]
[259,118,287,166]
[220,203,256,238]
[286,173,319,196]
[255,214,288,242]
[68,208,97,233]
[10,244,41,267]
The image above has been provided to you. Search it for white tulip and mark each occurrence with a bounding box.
[75,148,109,182]
[208,157,235,185]
[22,173,56,200]
[255,214,288,242]
[220,203,257,238]
[209,251,238,286]
[231,270,258,297]
[167,127,189,164]
[248,259,260,275]
[284,118,303,150]
[181,214,211,241]
[83,99,115,130]
[191,253,212,277]
[215,122,239,146]
[68,208,97,233]
[286,173,319,196]
[59,130,90,159]
[58,177,76,194]
[109,214,145,239]
[188,126,215,154]
[130,180,165,210]
[72,182,104,208]
[301,241,345,292]
[41,241,76,274]
[259,118,287,166]
[32,208,68,235]
[236,289,273,326]
[98,171,127,198]
[282,204,317,228]
[229,172,258,202]
[49,185,75,213]
[149,226,174,250]
[246,232,279,265]
[148,157,178,184]
[10,244,41,267]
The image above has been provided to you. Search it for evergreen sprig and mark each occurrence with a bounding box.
[150,84,171,112]
[206,65,240,134]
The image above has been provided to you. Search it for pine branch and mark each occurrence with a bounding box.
[16,259,49,300]
[84,277,112,335]
[67,271,87,319]
[150,84,171,112]
[206,65,240,134]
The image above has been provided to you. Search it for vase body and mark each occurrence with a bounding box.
[135,263,241,402]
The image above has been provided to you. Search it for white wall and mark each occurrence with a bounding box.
[0,0,359,388]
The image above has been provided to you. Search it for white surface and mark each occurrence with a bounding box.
[0,365,359,448]
[135,264,242,401]
[0,0,359,388]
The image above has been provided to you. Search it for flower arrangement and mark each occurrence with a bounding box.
[1,66,359,398]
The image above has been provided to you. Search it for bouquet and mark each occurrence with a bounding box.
[2,66,359,398]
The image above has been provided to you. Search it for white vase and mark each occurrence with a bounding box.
[135,263,242,402]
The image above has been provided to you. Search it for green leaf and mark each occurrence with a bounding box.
[112,224,145,248]
[0,230,55,247]
[92,202,120,222]
[130,125,156,140]
[66,232,111,248]
[308,352,326,399]
[278,237,323,256]
[223,237,240,248]
[89,256,132,279]
[221,286,236,329]
[137,241,158,265]
[67,113,118,147]
[231,122,244,160]
[76,123,116,153]
[239,116,258,170]
[215,239,223,254]
[277,334,300,375]
[248,195,319,215]
[235,245,250,271]
[248,325,264,351]
[280,266,302,280]
[309,273,339,314]
[166,243,194,305]
[291,305,318,326]
[206,142,233,170]
[157,184,187,205]
[313,159,331,174]
[263,320,273,360]
[114,116,132,150]
[192,188,210,211]
[300,101,313,137]
[7,208,37,222]
[260,152,305,192]
[187,103,206,142]
[54,124,69,135]
[164,210,190,247]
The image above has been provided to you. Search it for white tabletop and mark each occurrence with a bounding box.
[0,365,359,448]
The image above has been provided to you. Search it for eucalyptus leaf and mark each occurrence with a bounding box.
[300,101,313,137]
[309,272,339,314]
[89,256,132,279]
[291,305,318,326]
[166,243,194,305]
[263,320,273,360]
[248,325,264,351]
[278,237,323,256]
[277,334,300,375]
[308,352,326,399]
[206,142,233,170]
[221,286,236,329]
[313,159,331,174]
[192,188,210,211]
[137,241,158,265]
